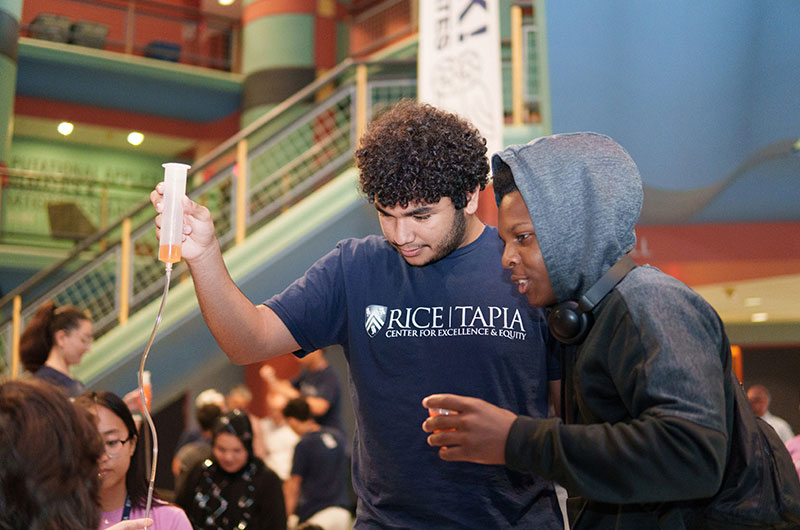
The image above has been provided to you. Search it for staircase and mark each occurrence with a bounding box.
[0,59,417,399]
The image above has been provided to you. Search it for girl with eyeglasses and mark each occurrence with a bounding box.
[20,301,93,398]
[0,379,153,530]
[75,390,192,530]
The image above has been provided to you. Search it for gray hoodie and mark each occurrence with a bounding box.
[492,132,643,303]
[491,133,739,529]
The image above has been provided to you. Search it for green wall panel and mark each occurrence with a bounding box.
[0,58,15,162]
[3,138,176,245]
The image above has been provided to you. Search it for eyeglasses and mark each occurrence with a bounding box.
[103,436,132,458]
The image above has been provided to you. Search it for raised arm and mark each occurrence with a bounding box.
[151,184,299,364]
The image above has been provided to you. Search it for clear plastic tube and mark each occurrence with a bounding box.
[139,265,170,525]
[137,162,189,526]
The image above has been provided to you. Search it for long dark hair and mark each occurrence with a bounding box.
[74,390,157,509]
[0,379,104,530]
[19,301,91,372]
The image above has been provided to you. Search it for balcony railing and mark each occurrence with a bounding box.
[2,1,547,376]
[0,59,418,376]
[21,0,239,71]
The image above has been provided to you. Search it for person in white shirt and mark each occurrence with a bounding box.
[748,384,795,443]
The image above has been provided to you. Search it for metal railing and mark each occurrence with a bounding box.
[349,0,418,58]
[0,166,154,247]
[22,0,239,71]
[2,1,547,375]
[0,59,417,376]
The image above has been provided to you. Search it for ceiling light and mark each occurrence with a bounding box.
[57,122,74,136]
[744,297,762,307]
[127,132,144,146]
[218,0,235,5]
[750,312,769,323]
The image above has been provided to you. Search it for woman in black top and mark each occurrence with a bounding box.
[176,409,286,530]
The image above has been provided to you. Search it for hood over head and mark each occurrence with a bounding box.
[213,409,254,458]
[493,132,642,303]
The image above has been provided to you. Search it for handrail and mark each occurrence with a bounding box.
[0,58,353,313]
[22,0,240,71]
[0,58,418,323]
[0,200,143,311]
[190,58,415,175]
[0,167,153,191]
[191,58,356,176]
[1,0,543,370]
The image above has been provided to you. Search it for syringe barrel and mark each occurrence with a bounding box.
[159,163,190,263]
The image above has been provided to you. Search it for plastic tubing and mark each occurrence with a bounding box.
[138,161,190,524]
[138,267,169,524]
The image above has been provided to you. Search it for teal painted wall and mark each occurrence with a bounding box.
[3,138,180,245]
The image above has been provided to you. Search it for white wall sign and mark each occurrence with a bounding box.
[418,0,503,158]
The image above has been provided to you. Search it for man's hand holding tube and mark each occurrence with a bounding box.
[422,394,518,465]
[150,182,218,264]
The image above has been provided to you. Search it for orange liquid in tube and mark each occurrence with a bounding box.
[159,244,181,263]
[141,370,152,412]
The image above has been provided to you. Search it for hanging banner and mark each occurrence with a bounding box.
[418,0,503,158]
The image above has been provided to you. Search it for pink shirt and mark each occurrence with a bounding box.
[99,501,192,530]
[786,434,800,479]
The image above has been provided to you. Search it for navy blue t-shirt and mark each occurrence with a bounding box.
[292,365,343,433]
[34,365,86,398]
[292,428,349,522]
[266,227,562,529]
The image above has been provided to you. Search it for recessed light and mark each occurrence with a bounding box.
[57,122,74,136]
[218,0,235,5]
[744,297,762,307]
[127,132,144,146]
[750,312,769,323]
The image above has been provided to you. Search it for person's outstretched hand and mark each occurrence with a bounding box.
[422,394,518,465]
[122,388,141,412]
[150,182,217,264]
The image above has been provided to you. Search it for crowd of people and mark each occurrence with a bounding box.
[1,353,348,530]
[3,99,799,530]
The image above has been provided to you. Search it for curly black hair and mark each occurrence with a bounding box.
[356,99,489,209]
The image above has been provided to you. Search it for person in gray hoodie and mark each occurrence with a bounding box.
[422,132,750,529]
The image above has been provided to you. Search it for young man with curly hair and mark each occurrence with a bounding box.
[151,100,564,529]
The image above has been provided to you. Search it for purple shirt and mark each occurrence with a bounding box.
[786,435,800,479]
[99,501,191,530]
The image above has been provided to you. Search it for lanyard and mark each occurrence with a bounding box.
[121,494,132,521]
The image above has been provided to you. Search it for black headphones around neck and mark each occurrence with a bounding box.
[547,254,638,345]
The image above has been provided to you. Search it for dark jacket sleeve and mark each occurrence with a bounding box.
[255,466,287,530]
[505,285,731,505]
[506,414,727,503]
[173,461,204,527]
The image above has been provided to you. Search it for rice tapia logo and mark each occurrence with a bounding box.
[365,305,388,337]
[364,303,528,341]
